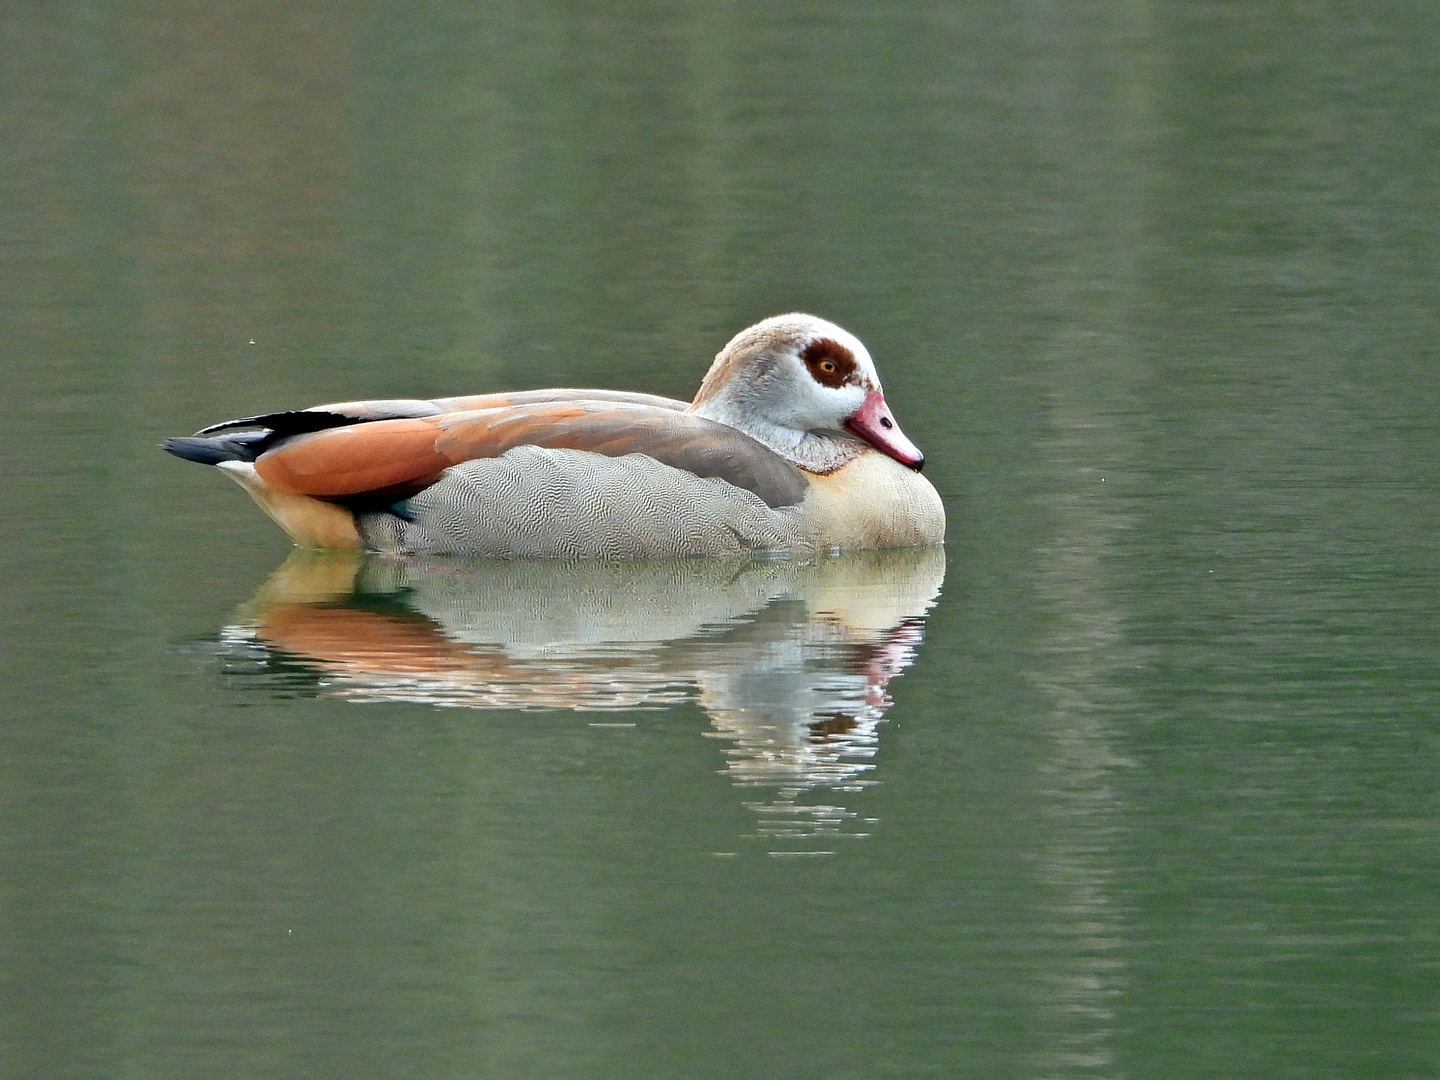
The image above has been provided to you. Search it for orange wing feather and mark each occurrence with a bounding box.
[255,418,453,497]
[254,401,808,508]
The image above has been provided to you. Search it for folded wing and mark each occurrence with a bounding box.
[252,400,809,510]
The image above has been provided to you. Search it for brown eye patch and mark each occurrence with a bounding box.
[800,338,858,388]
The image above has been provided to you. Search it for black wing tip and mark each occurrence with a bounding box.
[194,410,358,438]
[162,431,271,465]
[163,436,236,466]
[168,410,364,466]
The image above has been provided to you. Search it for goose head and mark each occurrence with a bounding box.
[687,314,925,475]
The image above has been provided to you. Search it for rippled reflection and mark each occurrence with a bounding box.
[213,546,945,840]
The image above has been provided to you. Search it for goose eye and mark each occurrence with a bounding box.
[800,338,857,388]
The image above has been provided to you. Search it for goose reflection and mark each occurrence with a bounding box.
[218,546,944,840]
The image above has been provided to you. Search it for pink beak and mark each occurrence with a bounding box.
[843,390,925,471]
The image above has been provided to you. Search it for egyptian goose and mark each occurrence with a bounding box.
[164,314,945,557]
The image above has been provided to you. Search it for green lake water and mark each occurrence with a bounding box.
[3,2,1438,1077]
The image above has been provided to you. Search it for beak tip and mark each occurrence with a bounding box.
[844,395,926,472]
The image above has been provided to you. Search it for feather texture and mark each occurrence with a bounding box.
[163,314,945,556]
[253,402,808,509]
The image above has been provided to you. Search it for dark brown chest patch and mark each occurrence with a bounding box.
[800,337,858,388]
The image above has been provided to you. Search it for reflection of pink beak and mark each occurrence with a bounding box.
[843,390,925,471]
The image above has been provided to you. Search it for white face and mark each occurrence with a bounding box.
[691,314,894,446]
[689,314,925,470]
[770,318,881,432]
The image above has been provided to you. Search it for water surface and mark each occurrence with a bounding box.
[3,2,1439,1077]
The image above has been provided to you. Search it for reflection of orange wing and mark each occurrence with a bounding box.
[255,402,809,508]
[260,604,477,675]
[253,603,683,711]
